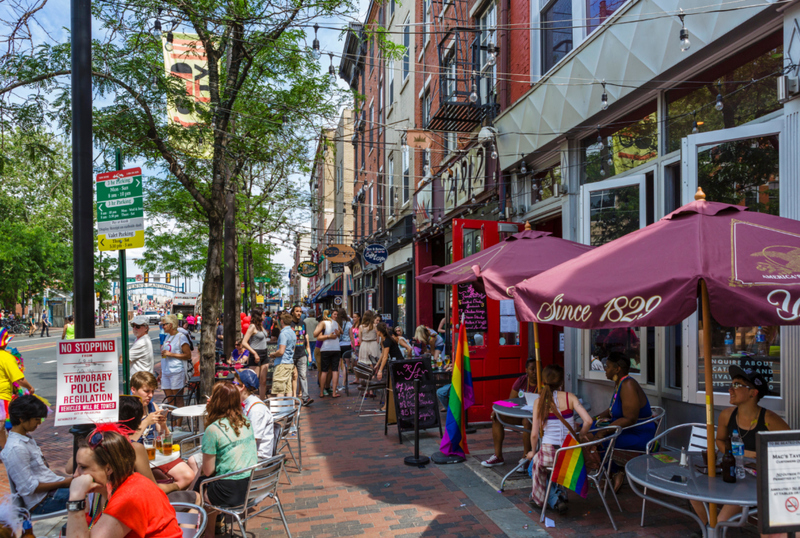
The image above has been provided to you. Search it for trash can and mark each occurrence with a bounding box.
[103,319,109,328]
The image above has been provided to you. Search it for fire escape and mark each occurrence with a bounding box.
[427,0,498,132]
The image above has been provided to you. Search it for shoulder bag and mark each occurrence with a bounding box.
[550,393,602,471]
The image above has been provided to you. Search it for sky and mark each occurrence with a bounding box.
[1,0,369,296]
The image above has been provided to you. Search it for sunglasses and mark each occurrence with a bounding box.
[730,382,755,390]
[88,431,107,450]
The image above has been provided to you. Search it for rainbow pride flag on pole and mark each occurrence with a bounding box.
[551,433,589,498]
[439,320,474,458]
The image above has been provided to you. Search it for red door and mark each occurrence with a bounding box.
[451,219,528,422]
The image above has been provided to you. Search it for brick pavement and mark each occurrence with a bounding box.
[0,368,761,537]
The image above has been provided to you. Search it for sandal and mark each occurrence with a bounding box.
[612,471,625,493]
[331,392,341,398]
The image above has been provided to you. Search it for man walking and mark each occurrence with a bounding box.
[39,311,50,337]
[290,305,313,406]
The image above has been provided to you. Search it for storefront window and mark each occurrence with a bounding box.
[463,229,482,257]
[396,274,407,331]
[665,36,782,153]
[499,300,520,346]
[582,105,657,184]
[696,133,780,396]
[532,163,560,205]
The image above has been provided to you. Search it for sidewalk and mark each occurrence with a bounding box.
[2,369,760,538]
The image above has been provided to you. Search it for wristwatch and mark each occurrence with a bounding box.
[66,499,86,512]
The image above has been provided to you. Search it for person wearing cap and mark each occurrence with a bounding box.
[233,370,275,460]
[691,364,789,524]
[127,315,155,376]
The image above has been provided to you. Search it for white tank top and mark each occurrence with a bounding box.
[541,390,576,446]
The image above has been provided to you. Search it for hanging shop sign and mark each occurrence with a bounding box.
[324,244,356,263]
[363,243,389,265]
[331,263,344,274]
[443,145,487,214]
[297,261,318,277]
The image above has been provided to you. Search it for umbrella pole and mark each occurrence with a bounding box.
[533,322,543,391]
[701,279,718,528]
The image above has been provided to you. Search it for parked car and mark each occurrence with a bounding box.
[144,311,161,325]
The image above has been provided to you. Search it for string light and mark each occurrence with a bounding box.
[328,53,336,82]
[311,23,321,60]
[715,82,724,111]
[679,9,691,52]
[153,19,162,36]
[151,75,158,91]
[487,43,498,67]
[469,78,478,103]
[519,157,527,175]
[691,112,699,134]
[491,144,498,160]
[596,126,604,150]
[601,80,608,110]
[165,31,174,52]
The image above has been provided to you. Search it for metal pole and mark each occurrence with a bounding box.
[70,0,95,462]
[116,149,131,394]
[404,378,430,466]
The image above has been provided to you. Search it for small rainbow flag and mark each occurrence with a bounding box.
[552,433,588,498]
[439,320,474,458]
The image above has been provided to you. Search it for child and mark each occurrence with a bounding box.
[234,370,275,460]
[130,371,167,442]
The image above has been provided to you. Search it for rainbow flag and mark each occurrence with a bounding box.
[552,433,588,498]
[439,321,474,457]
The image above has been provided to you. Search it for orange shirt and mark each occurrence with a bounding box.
[102,473,182,538]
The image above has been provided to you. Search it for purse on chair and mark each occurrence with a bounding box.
[551,400,602,471]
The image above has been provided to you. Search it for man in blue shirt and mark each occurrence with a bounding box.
[269,313,296,397]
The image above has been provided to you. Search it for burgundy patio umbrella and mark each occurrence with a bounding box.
[417,226,594,387]
[512,189,800,525]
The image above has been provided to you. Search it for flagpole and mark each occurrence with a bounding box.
[533,322,543,391]
[432,314,469,464]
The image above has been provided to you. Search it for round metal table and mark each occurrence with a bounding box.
[626,452,757,538]
[150,450,181,469]
[171,404,207,433]
[492,397,538,491]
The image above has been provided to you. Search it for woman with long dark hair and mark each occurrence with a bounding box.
[525,365,592,513]
[242,307,270,399]
[374,322,412,381]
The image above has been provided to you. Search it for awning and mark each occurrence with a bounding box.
[311,275,354,303]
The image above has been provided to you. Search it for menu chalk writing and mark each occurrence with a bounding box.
[389,358,440,432]
[458,282,488,332]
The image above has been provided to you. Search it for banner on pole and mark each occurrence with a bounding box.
[162,32,212,158]
[55,339,119,427]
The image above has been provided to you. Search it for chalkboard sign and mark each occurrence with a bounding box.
[389,358,441,442]
[458,281,488,331]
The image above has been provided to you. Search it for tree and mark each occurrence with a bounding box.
[1,0,350,394]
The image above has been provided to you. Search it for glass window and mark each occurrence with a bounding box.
[696,133,780,397]
[423,0,431,44]
[396,274,407,331]
[387,59,394,106]
[422,92,431,127]
[444,52,456,102]
[665,35,782,153]
[541,0,572,73]
[582,104,658,184]
[499,300,520,346]
[402,139,410,203]
[478,5,497,103]
[587,0,627,32]
[388,155,395,215]
[403,17,411,80]
[532,163,560,205]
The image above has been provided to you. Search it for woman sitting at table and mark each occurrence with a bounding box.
[526,365,593,513]
[229,338,250,369]
[480,358,539,468]
[189,382,257,538]
[691,365,789,524]
[67,429,183,537]
[592,351,656,492]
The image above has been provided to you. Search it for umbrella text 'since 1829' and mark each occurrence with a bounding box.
[512,188,800,528]
[416,225,593,389]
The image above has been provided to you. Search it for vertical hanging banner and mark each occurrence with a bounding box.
[55,339,119,426]
[162,33,212,158]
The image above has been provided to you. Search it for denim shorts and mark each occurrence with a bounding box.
[30,488,71,516]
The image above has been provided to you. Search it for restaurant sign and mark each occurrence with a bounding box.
[324,244,356,263]
[297,261,318,277]
[443,145,486,214]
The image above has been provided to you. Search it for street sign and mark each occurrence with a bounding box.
[126,278,136,283]
[256,295,264,304]
[254,277,271,283]
[96,167,145,251]
[334,296,343,305]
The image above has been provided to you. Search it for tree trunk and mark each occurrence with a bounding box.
[200,213,224,398]
[223,178,238,362]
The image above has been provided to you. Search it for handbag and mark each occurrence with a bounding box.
[550,395,602,471]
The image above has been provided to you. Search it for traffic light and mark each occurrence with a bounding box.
[144,272,150,283]
[166,272,171,284]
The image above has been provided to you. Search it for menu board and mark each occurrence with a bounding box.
[757,431,800,534]
[389,358,439,434]
[458,282,488,331]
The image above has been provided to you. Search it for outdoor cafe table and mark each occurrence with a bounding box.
[626,452,757,538]
[171,404,207,433]
[492,397,539,491]
[150,449,181,469]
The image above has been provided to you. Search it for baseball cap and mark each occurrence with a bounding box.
[729,365,769,398]
[130,315,150,326]
[238,369,259,391]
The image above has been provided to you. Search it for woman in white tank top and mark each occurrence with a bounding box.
[526,365,593,513]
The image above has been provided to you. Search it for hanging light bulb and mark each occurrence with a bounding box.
[486,43,497,67]
[423,164,429,174]
[679,10,690,52]
[491,144,498,160]
[154,19,162,36]
[469,80,478,103]
[471,196,476,204]
[596,128,604,151]
[151,75,158,91]
[165,31,174,52]
[601,80,608,111]
[311,23,321,60]
[607,156,613,166]
[715,83,723,111]
[328,53,336,82]
[599,168,606,177]
[691,113,699,134]
[520,159,527,175]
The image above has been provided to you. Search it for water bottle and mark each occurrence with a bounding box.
[724,332,733,356]
[731,429,746,480]
[756,327,767,356]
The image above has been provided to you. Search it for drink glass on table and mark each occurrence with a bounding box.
[162,433,173,455]
[145,441,155,461]
[155,435,163,454]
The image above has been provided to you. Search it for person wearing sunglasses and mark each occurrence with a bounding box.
[68,427,183,537]
[1,395,72,517]
[127,315,154,376]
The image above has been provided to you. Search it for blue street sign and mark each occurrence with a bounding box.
[363,243,389,265]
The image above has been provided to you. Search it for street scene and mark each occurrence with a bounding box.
[2,0,800,535]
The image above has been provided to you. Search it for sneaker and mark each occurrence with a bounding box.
[302,398,314,407]
[481,455,505,467]
[324,389,332,396]
[554,499,568,514]
[517,458,529,473]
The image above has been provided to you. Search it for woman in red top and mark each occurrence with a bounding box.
[67,428,182,538]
